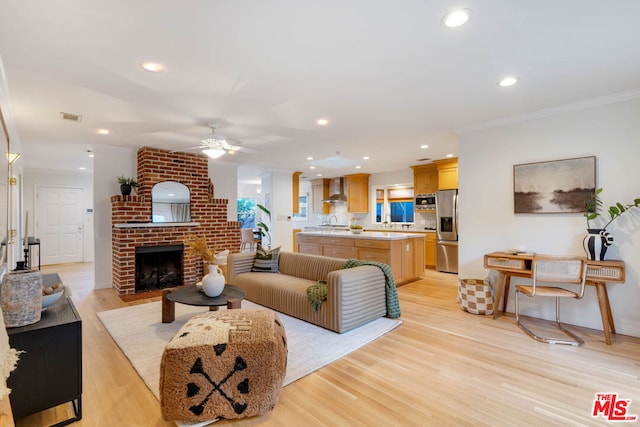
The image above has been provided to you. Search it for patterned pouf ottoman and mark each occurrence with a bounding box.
[457,278,494,315]
[160,309,287,422]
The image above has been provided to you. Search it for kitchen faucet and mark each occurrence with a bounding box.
[329,215,338,226]
[384,214,392,228]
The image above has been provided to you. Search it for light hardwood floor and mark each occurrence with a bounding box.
[14,263,640,427]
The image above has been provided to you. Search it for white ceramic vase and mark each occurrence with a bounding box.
[202,265,225,297]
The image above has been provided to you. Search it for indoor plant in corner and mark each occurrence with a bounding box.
[583,188,640,260]
[184,235,224,297]
[117,176,138,196]
[256,203,271,249]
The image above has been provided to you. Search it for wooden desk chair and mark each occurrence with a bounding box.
[240,228,260,252]
[515,255,587,346]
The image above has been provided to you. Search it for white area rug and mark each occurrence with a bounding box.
[97,300,401,426]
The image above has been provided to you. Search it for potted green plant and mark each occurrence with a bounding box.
[583,188,640,260]
[117,176,138,196]
[256,203,271,249]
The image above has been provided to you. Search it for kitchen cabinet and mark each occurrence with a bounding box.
[425,232,436,267]
[434,158,458,190]
[296,231,424,285]
[292,171,302,214]
[345,173,370,213]
[354,239,403,282]
[311,178,330,214]
[410,164,438,194]
[296,235,322,255]
[292,228,302,251]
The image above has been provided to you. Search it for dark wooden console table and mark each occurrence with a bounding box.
[484,252,625,345]
[7,294,82,426]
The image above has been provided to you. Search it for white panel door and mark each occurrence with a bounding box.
[36,186,84,265]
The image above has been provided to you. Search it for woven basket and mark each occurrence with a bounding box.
[457,278,494,315]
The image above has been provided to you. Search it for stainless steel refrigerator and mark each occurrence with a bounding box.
[436,189,458,273]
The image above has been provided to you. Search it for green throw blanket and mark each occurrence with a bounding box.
[305,260,401,318]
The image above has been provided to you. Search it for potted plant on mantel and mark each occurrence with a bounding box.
[583,188,640,260]
[117,176,138,196]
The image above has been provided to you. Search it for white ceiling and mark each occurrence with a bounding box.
[1,1,640,183]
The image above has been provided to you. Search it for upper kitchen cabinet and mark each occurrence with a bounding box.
[345,173,370,213]
[433,158,458,190]
[410,164,438,194]
[292,171,302,214]
[311,178,330,214]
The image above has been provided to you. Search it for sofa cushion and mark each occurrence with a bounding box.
[251,247,280,273]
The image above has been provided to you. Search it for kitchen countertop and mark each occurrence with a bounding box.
[296,230,426,240]
[304,226,436,233]
[364,226,436,233]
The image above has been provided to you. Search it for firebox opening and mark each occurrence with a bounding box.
[135,244,184,292]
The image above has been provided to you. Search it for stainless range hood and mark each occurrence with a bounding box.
[322,177,347,203]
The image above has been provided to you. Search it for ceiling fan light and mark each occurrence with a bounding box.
[202,148,226,159]
[201,136,226,144]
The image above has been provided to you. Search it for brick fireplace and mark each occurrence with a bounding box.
[111,147,241,296]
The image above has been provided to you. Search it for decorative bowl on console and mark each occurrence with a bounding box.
[42,287,65,310]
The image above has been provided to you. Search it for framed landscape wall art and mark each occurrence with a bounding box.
[513,156,596,214]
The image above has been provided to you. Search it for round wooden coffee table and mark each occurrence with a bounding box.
[161,284,246,323]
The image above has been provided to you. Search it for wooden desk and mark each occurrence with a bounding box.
[484,252,625,345]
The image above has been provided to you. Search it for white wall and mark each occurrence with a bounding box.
[259,171,294,252]
[23,169,94,262]
[209,162,238,221]
[93,144,137,288]
[458,96,640,337]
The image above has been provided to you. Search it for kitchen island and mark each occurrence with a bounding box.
[295,230,425,285]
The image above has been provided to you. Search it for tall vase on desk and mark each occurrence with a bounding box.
[583,229,613,261]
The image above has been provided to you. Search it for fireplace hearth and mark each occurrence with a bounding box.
[135,244,184,292]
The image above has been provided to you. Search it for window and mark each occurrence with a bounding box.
[375,187,414,224]
[293,193,308,221]
[237,198,257,228]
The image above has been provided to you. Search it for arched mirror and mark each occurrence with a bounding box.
[152,181,191,223]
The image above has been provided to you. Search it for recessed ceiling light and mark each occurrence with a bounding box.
[498,76,518,87]
[309,166,316,169]
[78,167,86,171]
[446,154,454,158]
[96,128,110,135]
[141,62,165,73]
[355,165,362,169]
[443,9,470,28]
[306,156,314,161]
[316,173,323,177]
[420,144,429,149]
[88,154,95,158]
[362,156,370,160]
[316,118,329,126]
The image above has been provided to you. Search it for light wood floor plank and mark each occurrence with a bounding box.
[12,263,640,426]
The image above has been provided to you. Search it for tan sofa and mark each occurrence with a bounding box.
[227,251,387,333]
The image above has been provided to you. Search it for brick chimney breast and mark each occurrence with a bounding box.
[111,147,241,296]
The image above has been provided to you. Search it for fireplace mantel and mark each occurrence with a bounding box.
[114,222,201,229]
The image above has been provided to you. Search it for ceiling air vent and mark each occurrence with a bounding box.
[415,157,431,162]
[60,112,82,122]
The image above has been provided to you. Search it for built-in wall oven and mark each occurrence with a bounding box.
[415,193,436,210]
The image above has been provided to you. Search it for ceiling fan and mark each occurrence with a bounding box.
[173,124,252,159]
